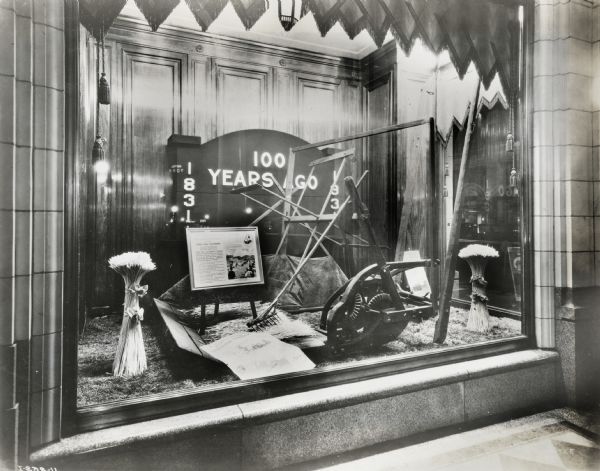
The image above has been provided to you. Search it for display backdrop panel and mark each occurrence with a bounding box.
[168,130,339,230]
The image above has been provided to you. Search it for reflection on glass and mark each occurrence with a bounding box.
[78,113,523,406]
[451,103,522,318]
[77,2,525,407]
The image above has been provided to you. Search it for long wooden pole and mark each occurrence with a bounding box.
[292,119,430,152]
[433,79,481,344]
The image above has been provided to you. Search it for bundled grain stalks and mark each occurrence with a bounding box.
[458,244,499,333]
[109,252,156,377]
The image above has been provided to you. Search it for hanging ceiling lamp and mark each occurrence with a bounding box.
[278,0,300,31]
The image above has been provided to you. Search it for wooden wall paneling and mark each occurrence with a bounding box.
[294,73,340,260]
[120,47,184,300]
[85,37,130,310]
[192,56,215,142]
[340,79,362,211]
[215,60,271,135]
[364,73,394,263]
[93,40,115,309]
[181,51,193,137]
[358,42,398,267]
[394,71,434,263]
[81,20,363,307]
[273,67,295,134]
[81,32,95,313]
[107,19,359,82]
[80,31,96,317]
[295,73,341,143]
[340,80,362,137]
[336,78,362,274]
[104,20,361,142]
[82,34,121,312]
[213,60,271,226]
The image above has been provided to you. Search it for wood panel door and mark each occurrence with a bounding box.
[215,61,270,135]
[86,44,185,310]
[121,49,184,300]
[365,73,395,262]
[296,74,341,142]
[395,72,435,262]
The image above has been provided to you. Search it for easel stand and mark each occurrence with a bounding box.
[198,300,258,335]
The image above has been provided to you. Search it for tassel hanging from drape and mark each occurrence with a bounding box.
[93,32,110,185]
[97,34,110,105]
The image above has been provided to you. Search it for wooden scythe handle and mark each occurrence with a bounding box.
[433,79,482,344]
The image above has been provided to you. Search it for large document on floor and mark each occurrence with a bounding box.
[200,332,315,380]
[155,299,315,380]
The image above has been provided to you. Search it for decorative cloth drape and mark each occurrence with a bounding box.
[184,0,228,31]
[78,0,520,92]
[79,0,128,40]
[436,69,509,143]
[134,0,181,31]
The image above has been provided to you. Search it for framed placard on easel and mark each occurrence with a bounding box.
[186,227,265,291]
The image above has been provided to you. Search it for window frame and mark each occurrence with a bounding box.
[61,0,535,436]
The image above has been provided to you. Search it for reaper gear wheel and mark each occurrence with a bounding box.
[367,293,392,311]
[326,287,383,349]
[367,292,410,344]
[349,292,363,319]
[320,282,349,330]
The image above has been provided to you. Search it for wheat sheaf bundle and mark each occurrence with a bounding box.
[458,244,499,259]
[109,251,156,276]
[458,244,499,333]
[109,251,156,377]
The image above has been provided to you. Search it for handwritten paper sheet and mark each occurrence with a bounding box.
[201,332,315,380]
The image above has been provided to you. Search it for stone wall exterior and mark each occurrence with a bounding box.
[0,0,64,469]
[533,0,600,406]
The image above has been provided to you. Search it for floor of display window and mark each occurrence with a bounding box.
[77,303,521,407]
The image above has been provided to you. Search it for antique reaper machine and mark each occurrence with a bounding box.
[319,177,436,349]
[234,119,438,350]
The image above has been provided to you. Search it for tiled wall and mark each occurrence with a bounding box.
[533,0,596,349]
[594,1,600,273]
[533,0,600,406]
[0,0,64,468]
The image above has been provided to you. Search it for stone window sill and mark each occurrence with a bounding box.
[31,349,559,464]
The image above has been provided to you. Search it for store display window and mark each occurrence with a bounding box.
[68,0,531,430]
